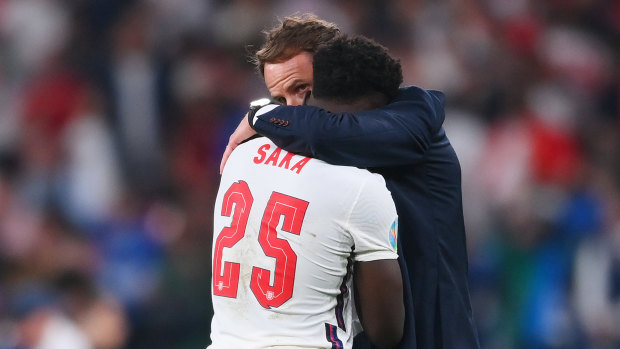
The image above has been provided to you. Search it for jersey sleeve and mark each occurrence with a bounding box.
[346,174,399,262]
[252,86,446,168]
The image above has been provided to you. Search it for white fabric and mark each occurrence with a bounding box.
[209,138,398,349]
[35,312,92,349]
[253,104,279,126]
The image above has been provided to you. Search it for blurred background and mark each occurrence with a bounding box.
[0,0,618,348]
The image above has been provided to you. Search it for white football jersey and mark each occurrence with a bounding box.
[209,138,398,349]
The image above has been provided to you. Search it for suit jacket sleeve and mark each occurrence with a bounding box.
[252,86,446,168]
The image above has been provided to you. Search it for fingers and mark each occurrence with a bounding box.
[219,115,257,174]
[220,144,234,174]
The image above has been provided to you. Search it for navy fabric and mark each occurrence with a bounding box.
[253,86,480,349]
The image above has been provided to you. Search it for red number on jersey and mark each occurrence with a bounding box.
[212,181,253,298]
[213,183,309,308]
[251,192,309,308]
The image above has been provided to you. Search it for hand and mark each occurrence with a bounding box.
[220,113,257,174]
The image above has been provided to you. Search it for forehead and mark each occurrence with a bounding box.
[264,52,313,92]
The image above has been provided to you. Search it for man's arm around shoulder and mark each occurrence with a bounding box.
[251,86,446,168]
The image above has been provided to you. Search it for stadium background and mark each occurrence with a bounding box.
[0,0,618,348]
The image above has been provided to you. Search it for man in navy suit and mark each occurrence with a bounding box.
[221,14,480,349]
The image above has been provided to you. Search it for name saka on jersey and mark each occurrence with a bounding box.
[252,142,311,174]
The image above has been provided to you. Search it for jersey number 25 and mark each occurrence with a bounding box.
[213,180,309,309]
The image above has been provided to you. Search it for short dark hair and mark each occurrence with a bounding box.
[252,14,340,76]
[312,35,403,104]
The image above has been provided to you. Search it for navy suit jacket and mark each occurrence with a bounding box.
[252,86,480,349]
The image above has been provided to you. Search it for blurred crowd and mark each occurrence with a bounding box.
[0,0,618,348]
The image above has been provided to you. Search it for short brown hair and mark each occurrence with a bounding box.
[252,14,340,76]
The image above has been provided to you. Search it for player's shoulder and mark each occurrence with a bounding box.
[328,162,387,187]
[314,163,392,208]
[230,138,386,189]
[307,155,386,187]
[234,136,270,154]
[226,137,275,166]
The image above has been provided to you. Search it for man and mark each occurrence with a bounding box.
[209,35,404,349]
[222,14,480,349]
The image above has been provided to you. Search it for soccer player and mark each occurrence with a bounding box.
[209,35,404,349]
[221,14,481,349]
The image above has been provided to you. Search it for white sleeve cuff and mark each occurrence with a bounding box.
[253,104,279,126]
